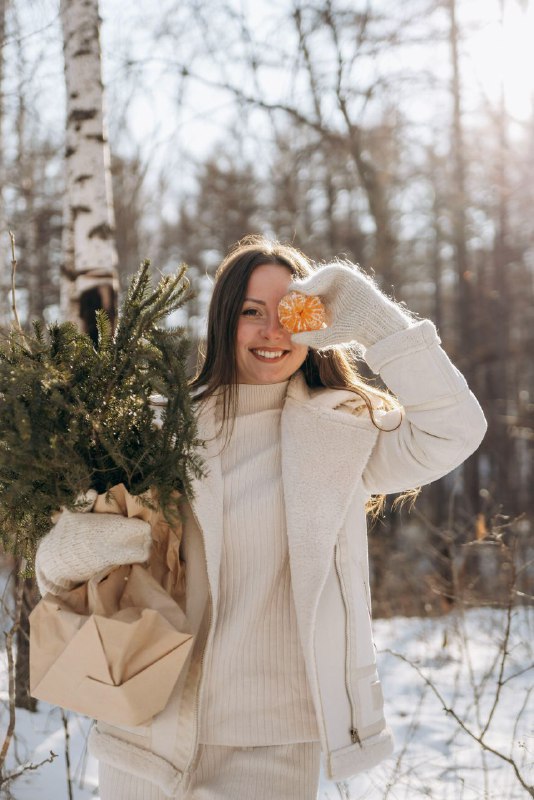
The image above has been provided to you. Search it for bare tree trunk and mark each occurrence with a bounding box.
[428,147,444,333]
[13,25,40,323]
[448,0,480,516]
[490,0,513,509]
[426,147,451,593]
[317,3,396,285]
[5,6,41,709]
[449,0,473,362]
[14,570,38,711]
[351,138,395,288]
[60,0,118,342]
[0,0,8,326]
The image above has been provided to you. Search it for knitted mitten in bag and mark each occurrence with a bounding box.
[35,490,152,597]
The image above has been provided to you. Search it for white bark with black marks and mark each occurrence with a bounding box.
[60,0,118,337]
[0,0,9,325]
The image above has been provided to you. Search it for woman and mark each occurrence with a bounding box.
[35,235,487,799]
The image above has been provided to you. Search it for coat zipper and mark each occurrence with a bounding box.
[334,544,361,747]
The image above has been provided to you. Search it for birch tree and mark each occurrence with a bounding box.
[60,0,118,342]
[0,0,8,327]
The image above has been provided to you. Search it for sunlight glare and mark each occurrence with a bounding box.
[466,0,534,118]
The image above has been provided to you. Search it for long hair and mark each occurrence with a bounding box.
[191,234,419,515]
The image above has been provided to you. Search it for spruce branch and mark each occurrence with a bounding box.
[0,260,204,567]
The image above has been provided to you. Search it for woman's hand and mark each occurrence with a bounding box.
[288,262,414,350]
[35,493,152,596]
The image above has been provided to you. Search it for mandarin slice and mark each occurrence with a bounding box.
[278,291,327,333]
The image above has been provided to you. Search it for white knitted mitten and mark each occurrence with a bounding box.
[288,262,415,350]
[35,492,152,597]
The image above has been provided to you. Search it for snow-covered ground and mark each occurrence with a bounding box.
[1,606,532,799]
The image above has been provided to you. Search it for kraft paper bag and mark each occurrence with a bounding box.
[29,485,193,727]
[91,483,186,603]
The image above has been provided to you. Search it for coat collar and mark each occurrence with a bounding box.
[188,372,379,613]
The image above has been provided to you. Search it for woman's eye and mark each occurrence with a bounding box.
[242,308,260,316]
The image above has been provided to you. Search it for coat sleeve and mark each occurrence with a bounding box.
[358,319,487,496]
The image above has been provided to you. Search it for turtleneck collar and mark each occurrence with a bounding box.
[234,381,289,416]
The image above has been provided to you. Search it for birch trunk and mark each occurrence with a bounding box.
[60,0,118,342]
[0,0,8,326]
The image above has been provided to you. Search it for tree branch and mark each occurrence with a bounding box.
[0,572,25,776]
[383,648,534,796]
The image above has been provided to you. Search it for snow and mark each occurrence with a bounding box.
[2,606,532,799]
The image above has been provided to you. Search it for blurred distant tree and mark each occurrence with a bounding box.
[165,148,261,275]
[268,124,369,264]
[1,2,63,328]
[184,1,426,289]
[300,3,398,287]
[486,0,513,510]
[448,0,474,363]
[111,151,148,285]
[447,0,483,526]
[13,29,61,323]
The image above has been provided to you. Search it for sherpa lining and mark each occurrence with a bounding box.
[327,727,395,780]
[89,726,183,798]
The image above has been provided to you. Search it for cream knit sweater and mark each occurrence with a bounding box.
[199,381,319,746]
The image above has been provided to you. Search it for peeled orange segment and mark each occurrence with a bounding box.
[278,291,327,334]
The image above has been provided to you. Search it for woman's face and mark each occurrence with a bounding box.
[235,263,308,384]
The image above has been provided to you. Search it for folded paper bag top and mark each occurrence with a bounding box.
[30,565,194,727]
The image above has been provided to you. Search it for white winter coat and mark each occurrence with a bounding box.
[88,319,487,797]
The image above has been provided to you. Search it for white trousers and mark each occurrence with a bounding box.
[98,741,321,800]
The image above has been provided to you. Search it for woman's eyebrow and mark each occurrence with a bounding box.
[244,297,266,305]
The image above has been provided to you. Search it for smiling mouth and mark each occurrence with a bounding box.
[250,349,289,362]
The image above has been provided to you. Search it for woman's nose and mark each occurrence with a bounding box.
[261,313,285,338]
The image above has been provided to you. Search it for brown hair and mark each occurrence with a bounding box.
[191,234,418,515]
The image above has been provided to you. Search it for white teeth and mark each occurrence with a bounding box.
[253,349,285,359]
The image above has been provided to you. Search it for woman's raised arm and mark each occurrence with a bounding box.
[289,262,487,495]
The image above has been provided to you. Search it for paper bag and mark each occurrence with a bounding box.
[29,485,193,727]
[92,483,186,603]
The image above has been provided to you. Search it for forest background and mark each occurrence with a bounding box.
[1,0,533,611]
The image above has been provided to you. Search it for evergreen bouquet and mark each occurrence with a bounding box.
[0,260,205,570]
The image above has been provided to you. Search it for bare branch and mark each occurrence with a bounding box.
[8,231,23,333]
[291,4,324,126]
[383,648,534,796]
[0,572,25,775]
[0,752,58,789]
[61,710,74,800]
